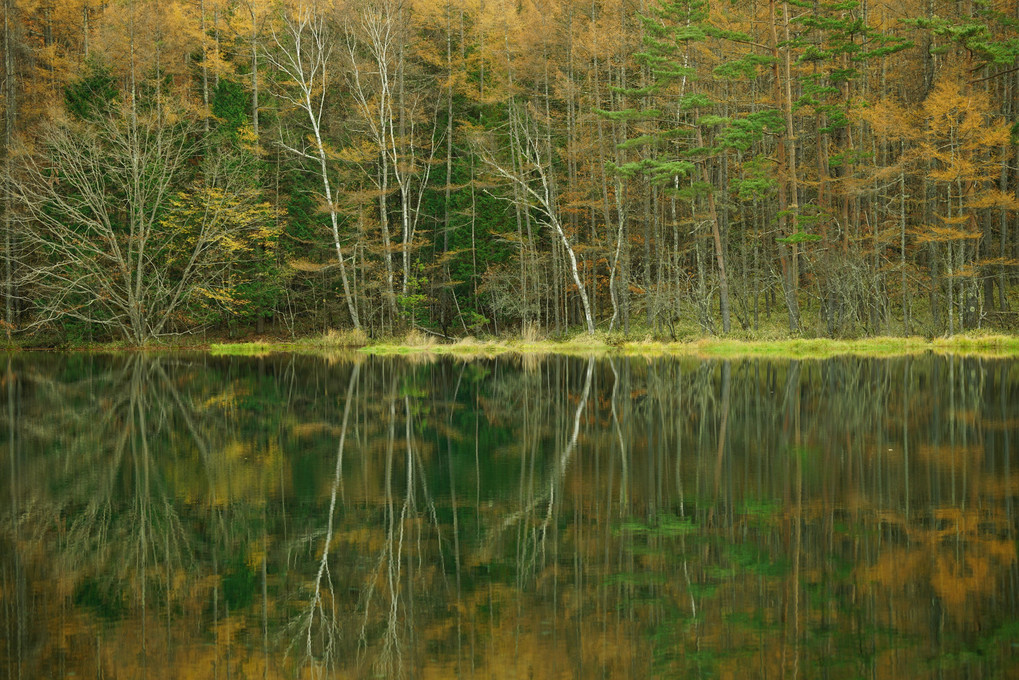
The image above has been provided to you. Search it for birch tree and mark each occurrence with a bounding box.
[266,0,361,329]
[342,0,439,326]
[477,111,596,335]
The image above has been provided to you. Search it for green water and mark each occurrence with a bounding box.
[1,353,1017,679]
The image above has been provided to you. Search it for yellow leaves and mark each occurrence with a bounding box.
[410,31,445,72]
[94,0,203,92]
[922,75,979,126]
[976,256,1019,268]
[247,548,266,571]
[194,286,238,305]
[205,440,283,505]
[159,186,283,318]
[927,509,1015,616]
[225,440,255,464]
[967,189,1019,211]
[856,505,1018,624]
[216,235,245,253]
[915,443,983,469]
[166,187,280,247]
[291,421,342,437]
[236,123,260,150]
[919,72,1014,182]
[335,139,380,164]
[913,224,980,244]
[956,105,1011,148]
[858,549,925,589]
[201,387,242,410]
[953,264,981,278]
[926,156,979,183]
[866,72,1015,264]
[332,526,387,555]
[856,98,916,142]
[288,258,330,272]
[932,552,992,612]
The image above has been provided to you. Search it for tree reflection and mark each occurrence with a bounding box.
[286,361,358,676]
[0,353,1016,679]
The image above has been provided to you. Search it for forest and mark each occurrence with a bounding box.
[0,0,1018,344]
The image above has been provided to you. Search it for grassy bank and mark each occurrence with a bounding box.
[6,327,1019,359]
[206,330,1019,359]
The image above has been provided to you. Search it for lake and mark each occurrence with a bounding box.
[1,352,1017,679]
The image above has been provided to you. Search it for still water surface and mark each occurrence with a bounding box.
[1,352,1017,679]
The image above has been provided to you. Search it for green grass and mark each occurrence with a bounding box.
[366,331,1019,359]
[930,333,1019,353]
[16,329,1019,360]
[617,333,1019,358]
[209,333,1019,359]
[624,336,935,358]
[209,341,285,356]
[210,327,371,356]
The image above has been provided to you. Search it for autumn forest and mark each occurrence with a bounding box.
[1,0,1019,343]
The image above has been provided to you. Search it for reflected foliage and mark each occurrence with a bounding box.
[0,353,1017,679]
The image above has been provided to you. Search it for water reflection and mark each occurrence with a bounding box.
[1,352,1017,679]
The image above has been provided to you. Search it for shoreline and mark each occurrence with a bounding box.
[8,332,1019,359]
[355,334,1019,359]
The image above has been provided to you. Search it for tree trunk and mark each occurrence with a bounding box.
[695,125,730,333]
[770,0,800,332]
[3,0,15,337]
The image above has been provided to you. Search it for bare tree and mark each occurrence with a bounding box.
[289,362,359,674]
[476,112,596,335]
[12,107,271,343]
[2,0,18,339]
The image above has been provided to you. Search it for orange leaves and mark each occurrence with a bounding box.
[857,98,916,143]
[919,74,1014,188]
[932,552,993,612]
[926,508,1017,617]
[967,189,1019,211]
[857,505,1019,623]
[863,68,1017,260]
[861,71,1015,193]
[858,548,925,589]
[914,223,981,245]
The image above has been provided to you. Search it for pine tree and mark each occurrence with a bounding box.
[600,0,783,334]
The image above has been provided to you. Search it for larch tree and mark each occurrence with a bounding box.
[915,72,1016,333]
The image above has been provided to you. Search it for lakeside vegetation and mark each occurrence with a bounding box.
[7,320,1019,359]
[26,328,1006,359]
[8,316,1019,358]
[210,332,1019,359]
